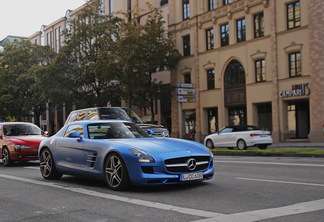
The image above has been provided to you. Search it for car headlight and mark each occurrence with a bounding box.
[162,130,169,137]
[14,145,32,150]
[128,148,155,163]
[204,145,214,158]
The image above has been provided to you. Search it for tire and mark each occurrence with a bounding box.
[205,139,214,149]
[104,153,130,190]
[258,145,268,149]
[39,148,62,180]
[2,147,13,166]
[237,140,247,150]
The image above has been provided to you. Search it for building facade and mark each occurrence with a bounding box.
[26,0,323,142]
[168,0,324,143]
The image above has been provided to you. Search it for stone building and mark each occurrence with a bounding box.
[168,0,324,143]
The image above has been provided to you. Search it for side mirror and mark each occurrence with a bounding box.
[146,129,154,136]
[68,131,83,141]
[43,131,49,136]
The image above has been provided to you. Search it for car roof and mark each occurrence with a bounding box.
[0,122,35,125]
[70,107,125,112]
[68,119,132,125]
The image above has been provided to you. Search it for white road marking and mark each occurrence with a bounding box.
[23,166,39,170]
[237,177,324,187]
[215,160,324,167]
[194,199,324,222]
[0,174,223,218]
[2,173,324,222]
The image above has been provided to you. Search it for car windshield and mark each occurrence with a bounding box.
[4,124,42,136]
[98,108,131,121]
[87,122,149,139]
[122,108,144,124]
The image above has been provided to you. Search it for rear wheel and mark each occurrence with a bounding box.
[205,139,214,149]
[39,148,62,180]
[2,147,13,166]
[104,153,130,190]
[237,140,247,150]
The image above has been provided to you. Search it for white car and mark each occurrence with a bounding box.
[204,125,272,150]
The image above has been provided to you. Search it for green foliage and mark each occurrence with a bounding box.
[0,40,55,121]
[0,1,181,123]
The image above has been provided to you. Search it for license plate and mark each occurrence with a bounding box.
[260,135,268,137]
[181,172,204,181]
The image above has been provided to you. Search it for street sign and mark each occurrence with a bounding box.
[177,88,195,95]
[177,96,196,103]
[177,83,195,88]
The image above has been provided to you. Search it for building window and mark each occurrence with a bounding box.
[254,12,264,38]
[220,24,229,47]
[255,59,266,82]
[183,35,191,56]
[207,69,215,90]
[206,28,214,50]
[236,18,246,43]
[287,1,301,29]
[207,108,218,134]
[183,0,190,20]
[223,0,231,5]
[184,73,191,83]
[208,0,215,11]
[289,52,301,77]
[161,0,168,6]
[109,0,114,15]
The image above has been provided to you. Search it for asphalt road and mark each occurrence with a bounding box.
[1,156,324,222]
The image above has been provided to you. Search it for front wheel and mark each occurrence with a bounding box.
[2,147,13,166]
[39,148,62,180]
[237,140,247,150]
[104,153,130,190]
[205,139,214,149]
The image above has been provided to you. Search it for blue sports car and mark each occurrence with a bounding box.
[38,120,214,190]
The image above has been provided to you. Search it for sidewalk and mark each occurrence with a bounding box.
[269,142,324,149]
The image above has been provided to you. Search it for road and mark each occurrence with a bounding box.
[1,156,324,222]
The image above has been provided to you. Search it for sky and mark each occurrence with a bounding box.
[0,0,87,41]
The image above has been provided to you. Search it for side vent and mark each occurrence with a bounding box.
[87,152,97,167]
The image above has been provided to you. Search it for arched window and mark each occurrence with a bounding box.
[224,60,245,87]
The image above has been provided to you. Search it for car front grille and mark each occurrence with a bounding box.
[164,156,211,173]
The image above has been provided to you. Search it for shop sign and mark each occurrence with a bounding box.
[279,83,310,98]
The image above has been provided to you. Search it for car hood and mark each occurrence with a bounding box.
[5,135,48,146]
[111,137,207,155]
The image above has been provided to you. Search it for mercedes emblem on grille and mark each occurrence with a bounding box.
[186,158,197,171]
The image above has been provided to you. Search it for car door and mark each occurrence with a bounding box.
[213,127,234,147]
[55,124,85,168]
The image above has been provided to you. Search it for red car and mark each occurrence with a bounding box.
[0,122,48,166]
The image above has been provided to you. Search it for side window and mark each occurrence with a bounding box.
[78,111,87,121]
[64,124,84,137]
[220,127,233,133]
[67,112,79,123]
[88,110,99,120]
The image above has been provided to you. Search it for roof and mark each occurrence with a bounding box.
[0,35,28,47]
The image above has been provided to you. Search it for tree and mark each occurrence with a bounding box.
[116,4,181,122]
[43,0,122,108]
[0,40,55,122]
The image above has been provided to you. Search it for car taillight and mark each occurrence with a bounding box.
[250,133,260,137]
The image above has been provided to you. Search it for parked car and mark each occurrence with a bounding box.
[65,107,169,137]
[204,125,272,150]
[0,122,48,166]
[39,120,214,190]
